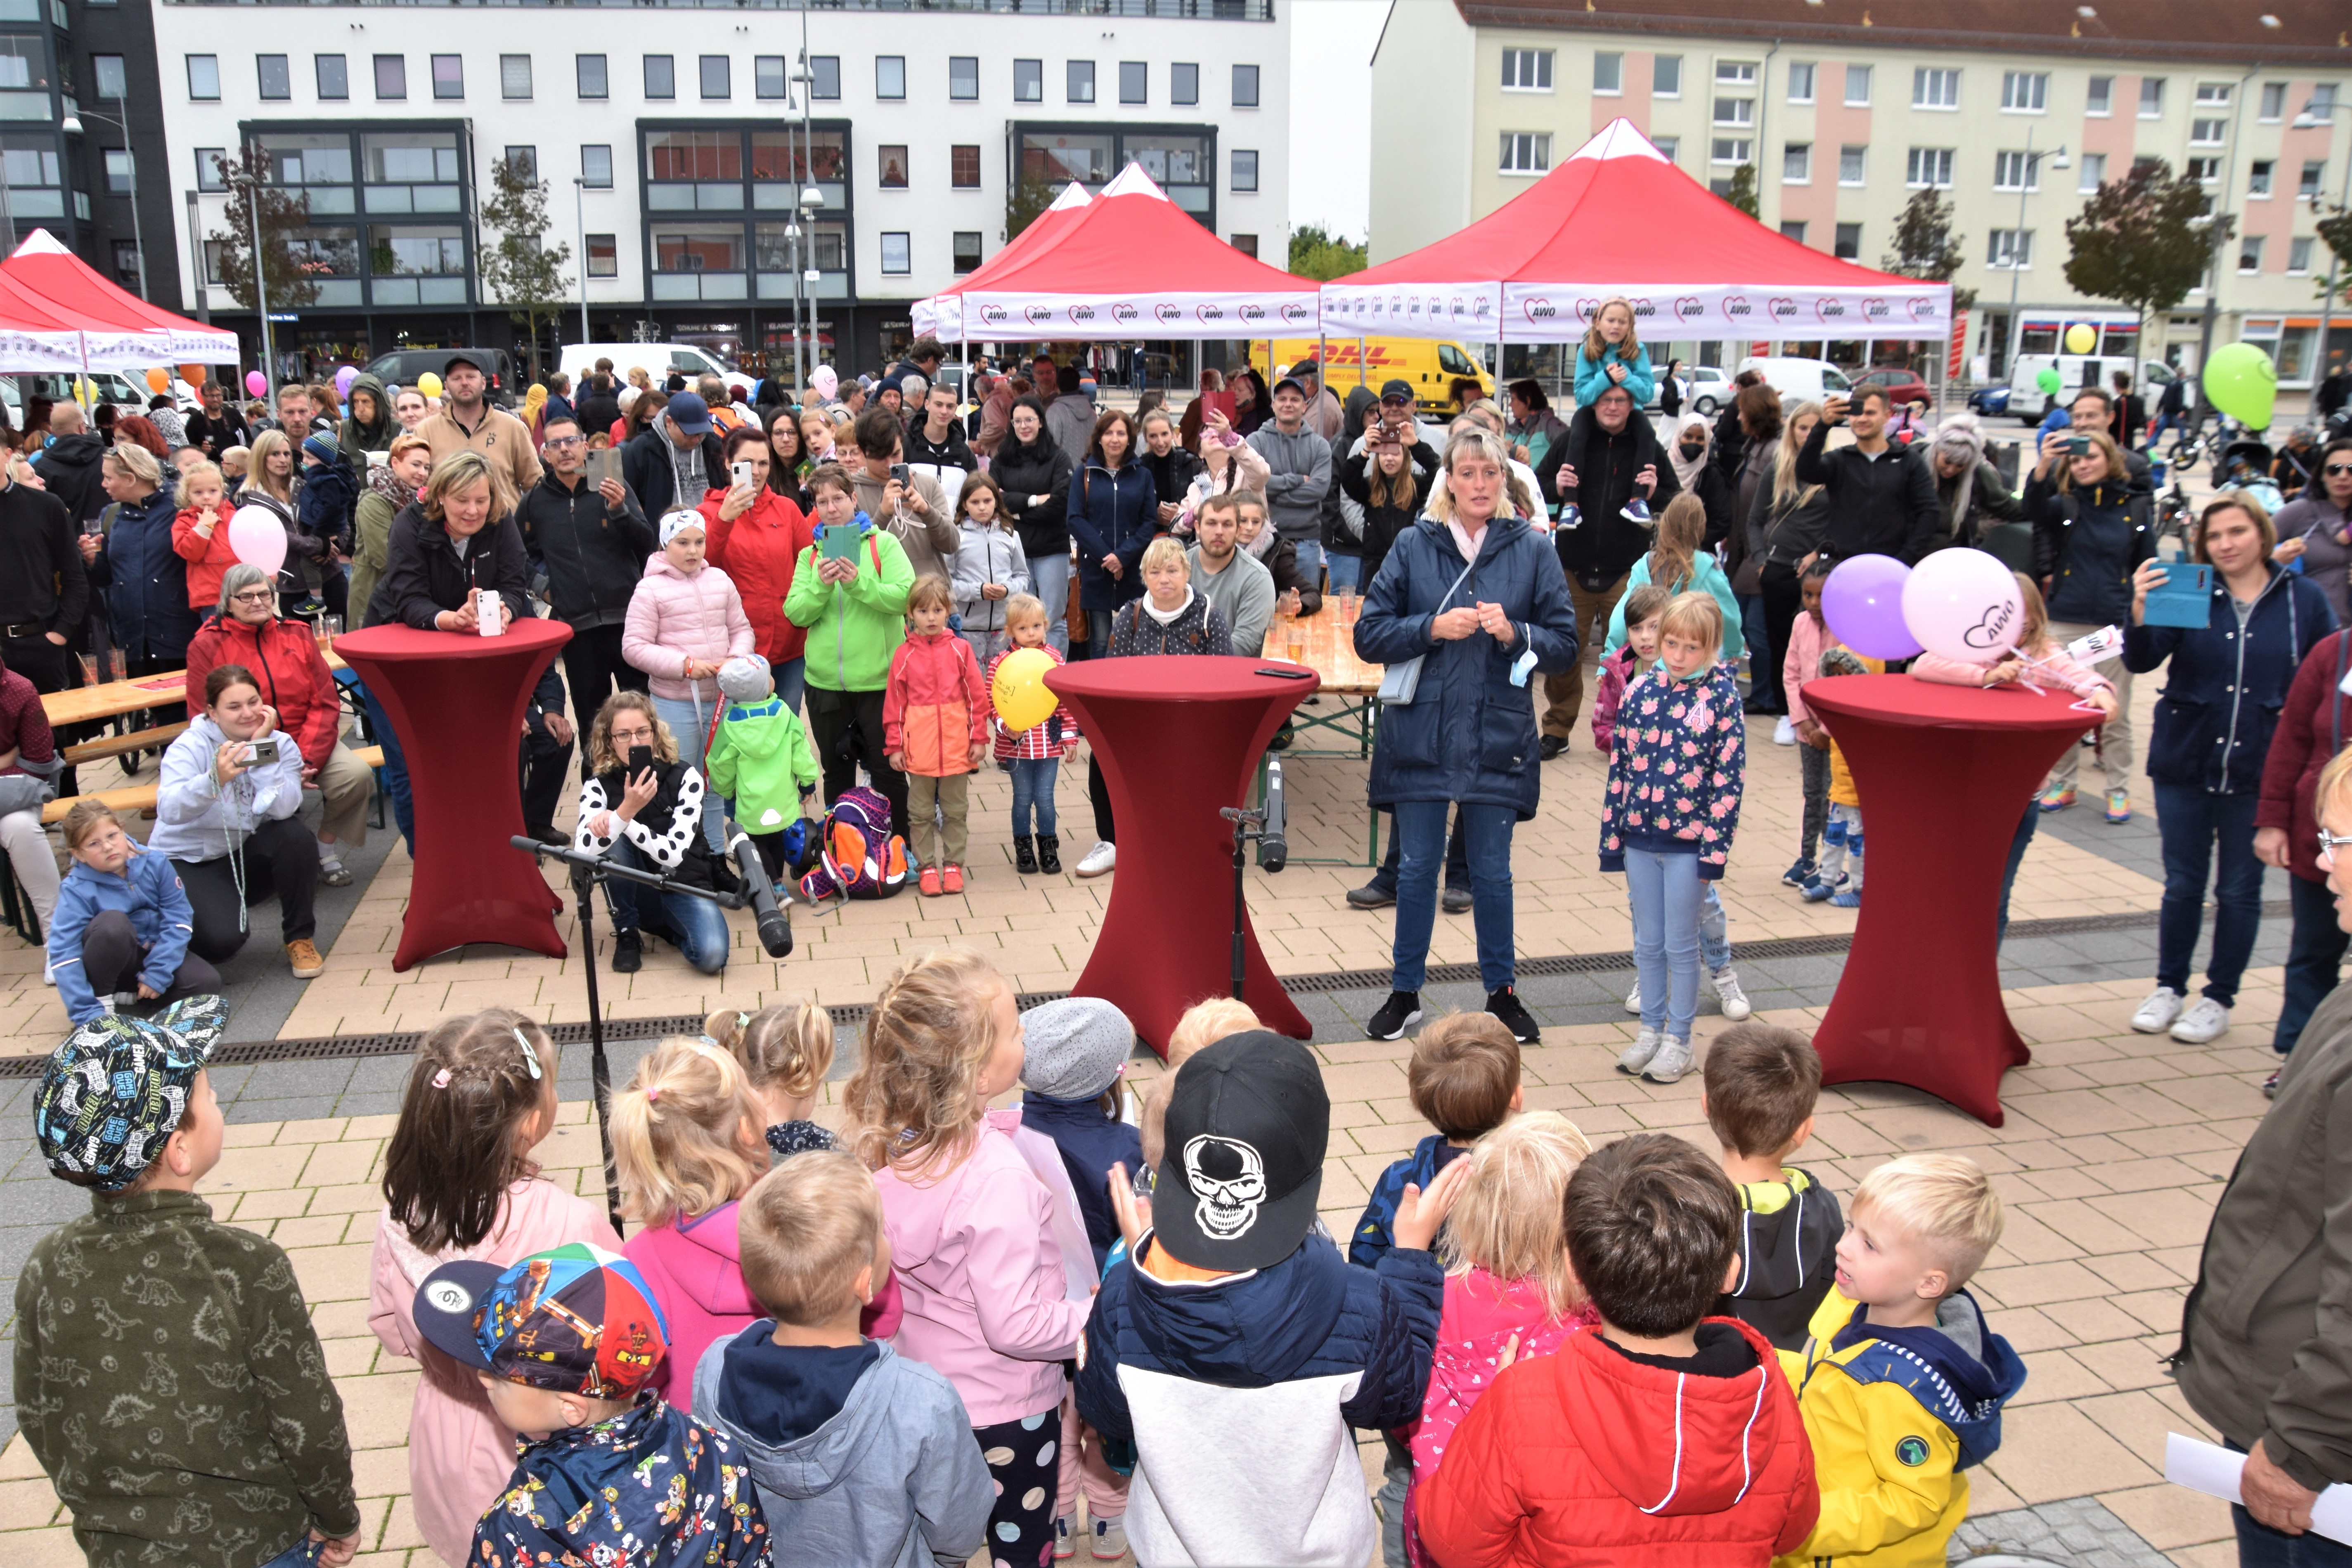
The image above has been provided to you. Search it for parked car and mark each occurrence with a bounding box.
[362,347,521,407]
[1968,384,2014,418]
[1737,355,1854,407]
[1850,365,1932,409]
[557,342,733,391]
[1681,364,1733,416]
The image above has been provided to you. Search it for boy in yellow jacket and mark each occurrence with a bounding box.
[1777,1154,2027,1568]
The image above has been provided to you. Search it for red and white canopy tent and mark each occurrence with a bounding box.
[0,229,239,374]
[910,180,1091,340]
[912,164,1321,343]
[1321,119,1952,348]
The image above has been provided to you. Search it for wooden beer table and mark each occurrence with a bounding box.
[1264,596,1384,865]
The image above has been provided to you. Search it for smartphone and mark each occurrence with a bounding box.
[241,738,279,767]
[626,744,655,780]
[819,524,864,561]
[585,449,622,489]
[2065,435,2091,456]
[731,459,755,489]
[889,461,910,487]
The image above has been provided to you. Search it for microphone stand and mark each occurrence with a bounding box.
[1216,805,1271,1003]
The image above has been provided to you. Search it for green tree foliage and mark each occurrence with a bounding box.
[2063,159,2213,345]
[1883,188,1976,312]
[1005,175,1059,243]
[1723,163,1760,219]
[204,147,319,311]
[477,154,573,379]
[1287,225,1368,280]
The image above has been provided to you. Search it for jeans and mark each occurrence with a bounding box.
[1292,538,1327,592]
[2228,1441,2352,1566]
[1997,802,2037,942]
[771,655,806,717]
[1625,848,1706,1037]
[174,816,320,958]
[2275,870,2349,1057]
[258,1537,324,1568]
[652,693,726,853]
[1085,609,1115,660]
[2153,783,2266,1007]
[1739,591,1775,707]
[1627,878,1730,971]
[1011,757,1060,837]
[1370,807,1469,896]
[602,837,729,974]
[1798,743,1831,865]
[557,621,647,738]
[357,677,414,852]
[1326,552,1361,594]
[1820,804,1864,889]
[1392,799,1515,992]
[1027,551,1071,656]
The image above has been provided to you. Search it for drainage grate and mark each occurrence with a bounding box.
[0,899,2263,1078]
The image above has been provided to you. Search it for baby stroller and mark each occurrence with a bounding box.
[2216,439,2285,516]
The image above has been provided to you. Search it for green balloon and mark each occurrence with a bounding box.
[2035,366,2061,395]
[2203,342,2278,430]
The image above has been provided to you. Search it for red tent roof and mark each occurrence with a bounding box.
[1324,119,1952,344]
[912,181,1091,339]
[0,230,239,363]
[917,165,1320,341]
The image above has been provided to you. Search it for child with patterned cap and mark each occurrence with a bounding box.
[411,1242,771,1568]
[703,651,821,894]
[19,997,367,1568]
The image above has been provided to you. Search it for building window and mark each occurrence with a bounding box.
[1834,222,1861,259]
[1711,138,1752,165]
[1839,144,1865,184]
[1993,150,2038,192]
[950,56,977,101]
[2261,81,2288,121]
[1120,61,1147,104]
[2139,78,2165,117]
[2304,160,2327,199]
[1780,220,1807,244]
[1843,63,1870,105]
[875,55,904,100]
[257,54,289,100]
[1172,61,1199,105]
[880,232,910,274]
[1233,63,1259,107]
[2195,81,2231,106]
[2290,236,2314,272]
[1654,55,1681,97]
[373,54,404,99]
[111,241,137,285]
[581,144,612,187]
[2315,84,2343,115]
[809,57,839,99]
[645,55,674,99]
[951,231,982,274]
[431,54,462,99]
[1230,233,1257,258]
[1782,143,1810,183]
[315,54,347,100]
[587,234,617,277]
[1652,136,1678,161]
[1914,68,1959,109]
[1907,147,1954,188]
[1233,148,1258,191]
[187,54,220,100]
[951,144,980,188]
[103,149,130,195]
[1987,228,2031,268]
[195,147,225,190]
[878,144,907,188]
[1500,132,1551,175]
[2000,71,2046,112]
[578,55,607,99]
[2250,159,2274,196]
[1593,52,1621,95]
[1714,95,1754,128]
[2239,234,2264,273]
[701,55,730,99]
[754,57,786,99]
[92,53,126,100]
[1501,48,1553,91]
[2191,117,2227,147]
[2077,151,2106,190]
[499,54,531,100]
[1788,61,1815,103]
[504,145,536,180]
[1014,59,1041,102]
[1067,60,1093,103]
[1716,59,1756,86]
[2086,76,2113,115]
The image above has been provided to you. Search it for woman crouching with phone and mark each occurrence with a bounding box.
[574,690,729,977]
[149,662,324,977]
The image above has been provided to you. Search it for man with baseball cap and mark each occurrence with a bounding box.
[1076,1031,1464,1568]
[623,389,727,521]
[420,349,543,497]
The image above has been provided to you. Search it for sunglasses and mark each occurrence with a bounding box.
[2326,464,2352,478]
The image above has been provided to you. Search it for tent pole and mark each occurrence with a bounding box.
[1357,337,1366,392]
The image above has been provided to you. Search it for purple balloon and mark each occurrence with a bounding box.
[1821,553,1922,660]
[334,364,359,397]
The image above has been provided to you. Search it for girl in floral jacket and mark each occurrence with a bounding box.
[1597,591,1747,1086]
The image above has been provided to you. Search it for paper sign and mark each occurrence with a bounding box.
[2066,626,2124,665]
[2164,1433,2352,1546]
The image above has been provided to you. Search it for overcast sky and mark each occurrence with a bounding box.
[1288,0,1387,243]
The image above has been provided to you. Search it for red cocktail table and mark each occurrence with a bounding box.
[1046,655,1318,1055]
[1803,673,2099,1126]
[335,619,572,970]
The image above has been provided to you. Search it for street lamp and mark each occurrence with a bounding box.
[2001,128,2067,383]
[571,175,590,345]
[224,166,273,400]
[60,105,145,300]
[2295,95,2352,394]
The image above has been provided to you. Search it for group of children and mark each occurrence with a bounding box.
[19,945,2024,1568]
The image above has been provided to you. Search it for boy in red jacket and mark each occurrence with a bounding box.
[1417,1133,1819,1567]
[884,574,989,894]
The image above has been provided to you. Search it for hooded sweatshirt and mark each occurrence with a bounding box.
[622,553,755,704]
[149,710,306,864]
[625,1199,763,1409]
[349,461,415,628]
[783,516,914,693]
[1715,1168,1843,1367]
[337,372,394,471]
[692,1331,992,1568]
[706,695,821,832]
[1247,422,1335,544]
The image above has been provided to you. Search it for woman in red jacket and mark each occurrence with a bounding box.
[700,426,816,713]
[182,563,375,886]
[2255,624,2352,1088]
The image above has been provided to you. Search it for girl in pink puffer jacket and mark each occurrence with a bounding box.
[624,510,755,847]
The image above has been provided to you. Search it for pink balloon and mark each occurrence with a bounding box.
[1901,548,2023,665]
[226,505,288,578]
[244,369,267,397]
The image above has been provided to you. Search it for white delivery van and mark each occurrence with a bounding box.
[559,343,734,389]
[2006,356,2177,422]
[1737,356,1854,406]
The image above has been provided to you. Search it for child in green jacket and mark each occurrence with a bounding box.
[706,652,823,888]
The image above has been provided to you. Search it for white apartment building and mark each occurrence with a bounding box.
[150,0,1288,378]
[1371,0,2346,388]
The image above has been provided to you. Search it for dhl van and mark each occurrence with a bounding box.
[1248,338,1495,415]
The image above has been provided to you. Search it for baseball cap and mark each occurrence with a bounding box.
[36,995,230,1191]
[413,1243,670,1399]
[665,392,715,436]
[1155,1030,1327,1272]
[1272,376,1307,399]
[1379,379,1416,404]
[442,350,485,376]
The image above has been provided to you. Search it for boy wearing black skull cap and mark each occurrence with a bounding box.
[1075,1031,1467,1568]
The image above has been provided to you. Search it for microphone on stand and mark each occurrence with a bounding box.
[1257,756,1289,874]
[724,818,794,958]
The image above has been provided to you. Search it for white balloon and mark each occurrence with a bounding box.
[1901,549,2023,665]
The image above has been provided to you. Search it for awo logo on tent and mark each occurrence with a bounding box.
[1675,296,1706,321]
[1630,297,1657,319]
[1155,303,1182,323]
[1066,304,1096,323]
[1111,303,1140,324]
[1195,303,1226,322]
[1280,302,1311,324]
[1725,295,1752,318]
[1523,297,1559,323]
[1907,297,1941,321]
[1814,298,1848,322]
[1238,303,1266,322]
[1862,297,1891,320]
[978,304,1010,326]
[1768,297,1799,320]
[1025,305,1053,325]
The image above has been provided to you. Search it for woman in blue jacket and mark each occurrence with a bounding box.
[1353,428,1580,1047]
[88,442,195,723]
[46,799,218,1026]
[1065,409,1160,657]
[2124,492,2334,1047]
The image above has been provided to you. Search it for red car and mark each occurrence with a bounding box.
[1851,366,1931,408]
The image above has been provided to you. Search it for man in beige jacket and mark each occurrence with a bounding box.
[419,352,541,497]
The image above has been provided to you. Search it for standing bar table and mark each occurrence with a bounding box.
[334,619,571,970]
[1803,673,2101,1125]
[1046,655,1318,1055]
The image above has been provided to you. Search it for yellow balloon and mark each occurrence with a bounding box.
[418,371,444,399]
[2064,323,2096,355]
[991,647,1058,734]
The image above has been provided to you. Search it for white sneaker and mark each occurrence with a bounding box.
[1774,715,1797,747]
[1711,967,1751,1021]
[1616,1026,1663,1074]
[41,961,54,986]
[1643,1035,1695,1084]
[1075,841,1117,878]
[2130,986,2185,1034]
[2170,996,2231,1043]
[1623,979,1643,1014]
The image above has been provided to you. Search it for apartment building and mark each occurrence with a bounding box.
[1371,0,2346,386]
[148,0,1287,378]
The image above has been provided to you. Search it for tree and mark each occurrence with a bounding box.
[1883,189,1976,311]
[1004,174,1059,243]
[205,147,319,312]
[2316,199,2352,309]
[477,154,572,380]
[1723,163,1759,219]
[1287,225,1368,281]
[2063,159,2212,350]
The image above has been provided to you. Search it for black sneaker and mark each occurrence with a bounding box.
[1367,990,1422,1040]
[1486,985,1540,1044]
[612,928,643,974]
[1442,887,1473,915]
[1346,881,1397,910]
[1538,734,1566,761]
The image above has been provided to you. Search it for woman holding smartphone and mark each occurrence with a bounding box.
[572,690,729,977]
[702,426,816,712]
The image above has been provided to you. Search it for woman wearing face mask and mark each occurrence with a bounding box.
[1667,414,1735,553]
[990,396,1075,655]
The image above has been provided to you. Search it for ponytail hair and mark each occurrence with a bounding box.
[610,1037,765,1228]
[1648,494,1707,596]
[842,948,1011,1175]
[380,1009,558,1253]
[707,998,835,1102]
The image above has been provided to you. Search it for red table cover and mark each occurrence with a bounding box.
[334,619,571,971]
[1045,655,1318,1055]
[1802,673,2099,1125]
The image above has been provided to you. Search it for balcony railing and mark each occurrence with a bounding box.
[166,0,1268,13]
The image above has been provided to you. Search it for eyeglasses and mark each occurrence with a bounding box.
[609,726,654,745]
[2319,828,2352,865]
[230,588,276,605]
[545,435,584,450]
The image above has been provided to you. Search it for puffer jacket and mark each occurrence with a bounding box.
[1068,460,1161,612]
[44,848,195,1024]
[297,458,357,568]
[783,517,913,693]
[516,469,656,634]
[149,710,306,863]
[170,499,241,611]
[1419,1317,1818,1568]
[1354,514,1581,821]
[1077,1231,1443,1568]
[993,435,1073,561]
[1349,1132,1470,1269]
[2024,472,2156,627]
[622,555,755,704]
[700,486,815,665]
[2123,562,2335,794]
[949,521,1030,637]
[89,487,193,662]
[182,610,341,769]
[882,630,987,777]
[2256,628,2352,883]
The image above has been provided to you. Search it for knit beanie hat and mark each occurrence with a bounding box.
[717,654,771,704]
[301,432,340,466]
[1021,997,1134,1100]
